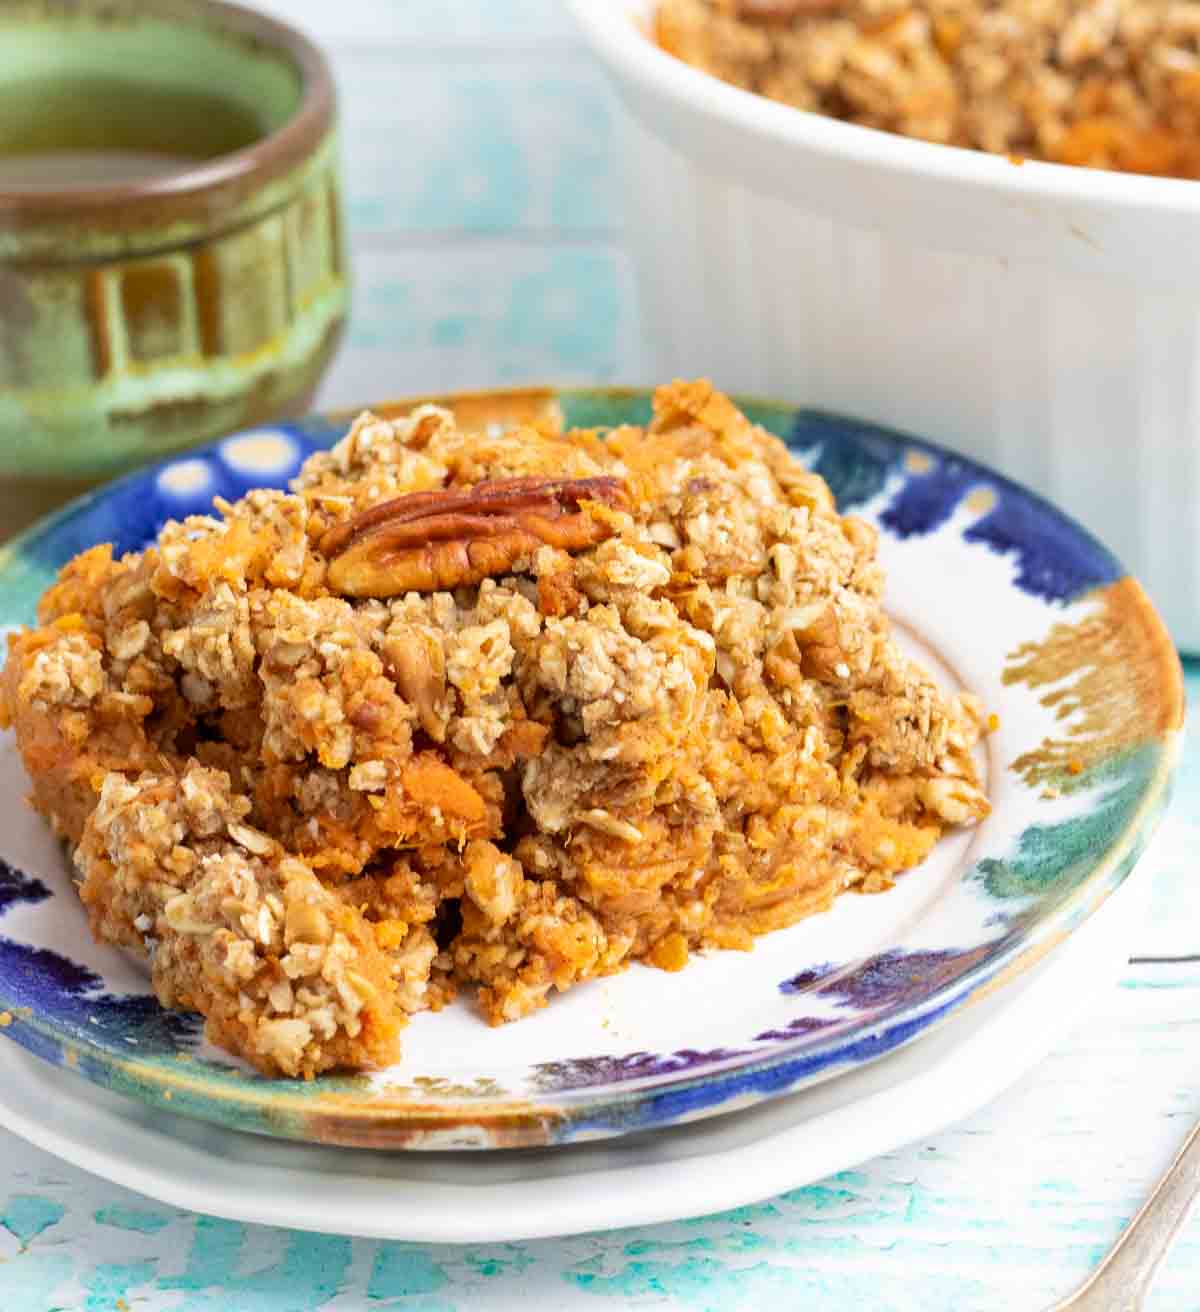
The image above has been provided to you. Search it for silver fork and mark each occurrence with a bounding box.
[1050,1119,1200,1310]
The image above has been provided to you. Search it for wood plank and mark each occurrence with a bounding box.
[250,0,578,46]
[334,53,620,236]
[316,241,642,410]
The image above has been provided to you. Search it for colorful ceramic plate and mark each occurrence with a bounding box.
[0,849,1148,1241]
[0,389,1182,1149]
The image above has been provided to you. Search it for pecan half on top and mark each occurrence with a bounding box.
[320,475,633,597]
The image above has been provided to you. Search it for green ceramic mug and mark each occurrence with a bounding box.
[0,0,349,534]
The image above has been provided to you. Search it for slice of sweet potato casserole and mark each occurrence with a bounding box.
[0,382,989,1078]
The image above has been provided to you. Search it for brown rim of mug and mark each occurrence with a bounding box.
[0,0,336,235]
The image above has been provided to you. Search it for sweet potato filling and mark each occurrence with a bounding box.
[1,381,988,1077]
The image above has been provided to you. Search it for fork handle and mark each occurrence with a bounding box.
[1054,1119,1200,1310]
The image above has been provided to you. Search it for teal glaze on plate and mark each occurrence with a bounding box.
[0,388,1182,1148]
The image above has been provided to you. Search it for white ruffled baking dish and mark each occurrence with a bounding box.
[569,0,1200,649]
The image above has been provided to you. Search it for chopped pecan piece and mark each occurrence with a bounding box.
[383,627,447,740]
[321,477,632,598]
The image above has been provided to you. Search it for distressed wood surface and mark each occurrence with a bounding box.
[2,2,1199,1307]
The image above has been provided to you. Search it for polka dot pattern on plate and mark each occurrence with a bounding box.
[156,460,212,498]
[219,431,300,477]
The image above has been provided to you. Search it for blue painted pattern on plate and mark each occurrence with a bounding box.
[0,390,1178,1148]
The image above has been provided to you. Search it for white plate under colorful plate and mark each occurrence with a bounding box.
[0,832,1150,1241]
[0,389,1182,1149]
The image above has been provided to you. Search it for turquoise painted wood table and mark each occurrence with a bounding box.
[2,2,1200,1307]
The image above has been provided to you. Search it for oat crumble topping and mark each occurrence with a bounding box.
[657,0,1200,178]
[0,381,988,1077]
